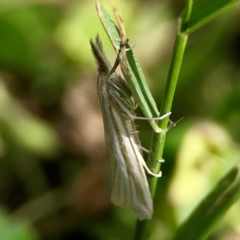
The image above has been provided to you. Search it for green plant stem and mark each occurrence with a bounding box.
[181,0,193,32]
[134,30,189,240]
[151,32,188,200]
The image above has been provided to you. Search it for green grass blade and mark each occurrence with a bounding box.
[173,163,240,240]
[186,0,240,34]
[96,0,164,132]
[95,0,120,48]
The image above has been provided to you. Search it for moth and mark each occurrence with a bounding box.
[90,35,170,219]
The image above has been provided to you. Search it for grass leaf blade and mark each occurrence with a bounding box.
[173,163,240,240]
[96,0,163,132]
[186,0,240,34]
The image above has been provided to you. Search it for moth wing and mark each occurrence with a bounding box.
[109,132,153,220]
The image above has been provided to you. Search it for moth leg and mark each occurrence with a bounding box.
[137,145,165,163]
[138,157,162,177]
[132,112,171,121]
[114,38,135,52]
[134,142,165,163]
[111,93,171,122]
[106,41,129,78]
[138,145,149,153]
[158,158,165,163]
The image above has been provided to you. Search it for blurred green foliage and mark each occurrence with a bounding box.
[0,0,240,240]
[0,209,39,240]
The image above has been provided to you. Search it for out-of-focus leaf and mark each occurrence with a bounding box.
[0,79,59,155]
[168,121,240,224]
[173,162,240,240]
[186,0,240,33]
[0,4,59,72]
[0,208,39,240]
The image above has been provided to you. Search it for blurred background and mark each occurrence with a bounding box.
[0,0,240,239]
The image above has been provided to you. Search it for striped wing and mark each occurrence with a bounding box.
[101,85,153,220]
